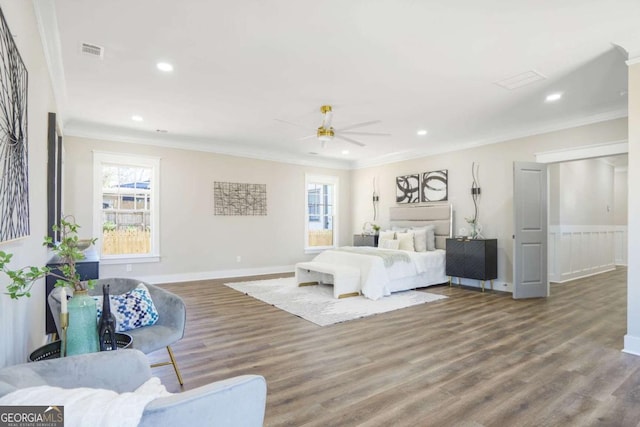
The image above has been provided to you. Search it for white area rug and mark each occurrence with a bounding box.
[224,277,448,326]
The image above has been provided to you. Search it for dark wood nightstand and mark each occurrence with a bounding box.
[445,238,497,292]
[353,234,379,247]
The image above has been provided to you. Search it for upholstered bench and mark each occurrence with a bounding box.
[295,261,360,299]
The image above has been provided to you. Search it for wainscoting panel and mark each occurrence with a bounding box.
[615,226,628,266]
[549,225,619,283]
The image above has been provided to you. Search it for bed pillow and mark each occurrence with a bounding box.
[391,226,408,233]
[395,232,415,251]
[411,228,428,252]
[412,225,436,251]
[94,283,159,332]
[377,230,395,247]
[380,239,400,250]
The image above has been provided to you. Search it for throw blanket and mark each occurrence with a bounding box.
[334,247,411,267]
[0,377,170,427]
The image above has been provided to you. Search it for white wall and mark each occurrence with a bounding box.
[547,158,617,282]
[351,118,628,292]
[625,60,640,355]
[0,1,57,367]
[62,136,352,283]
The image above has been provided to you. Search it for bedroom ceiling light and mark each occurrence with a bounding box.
[545,92,563,102]
[156,62,173,72]
[131,115,143,122]
[417,129,428,136]
[342,150,350,155]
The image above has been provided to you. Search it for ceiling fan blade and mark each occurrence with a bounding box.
[338,120,381,132]
[274,118,306,129]
[299,134,317,141]
[335,135,366,147]
[340,131,391,137]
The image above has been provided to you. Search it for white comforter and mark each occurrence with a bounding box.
[312,247,446,300]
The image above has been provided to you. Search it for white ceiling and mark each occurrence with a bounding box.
[34,0,640,169]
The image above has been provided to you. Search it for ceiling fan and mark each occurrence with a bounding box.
[278,105,390,148]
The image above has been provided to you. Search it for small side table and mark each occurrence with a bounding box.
[29,333,132,362]
[354,234,379,247]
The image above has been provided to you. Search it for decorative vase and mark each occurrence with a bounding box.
[66,290,99,356]
[98,284,117,351]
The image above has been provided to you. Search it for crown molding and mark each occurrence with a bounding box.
[63,121,352,170]
[612,41,640,66]
[352,108,628,169]
[535,140,628,164]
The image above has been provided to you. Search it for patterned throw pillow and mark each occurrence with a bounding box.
[94,283,159,332]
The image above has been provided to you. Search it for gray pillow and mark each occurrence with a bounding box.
[412,225,436,251]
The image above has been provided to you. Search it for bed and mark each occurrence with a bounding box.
[296,204,452,300]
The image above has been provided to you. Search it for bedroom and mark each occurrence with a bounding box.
[0,0,639,425]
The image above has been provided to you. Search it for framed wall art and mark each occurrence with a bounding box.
[0,8,29,242]
[421,169,448,202]
[214,181,267,216]
[396,174,420,204]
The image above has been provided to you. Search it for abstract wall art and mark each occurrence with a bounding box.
[214,181,267,216]
[421,170,448,202]
[396,174,420,204]
[0,8,29,242]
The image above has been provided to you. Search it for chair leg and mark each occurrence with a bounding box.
[150,345,184,386]
[166,345,184,386]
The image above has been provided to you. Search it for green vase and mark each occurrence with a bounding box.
[66,290,99,356]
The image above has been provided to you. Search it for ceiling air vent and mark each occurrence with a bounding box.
[494,70,546,90]
[80,42,104,59]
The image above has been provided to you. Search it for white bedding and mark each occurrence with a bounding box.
[312,247,446,300]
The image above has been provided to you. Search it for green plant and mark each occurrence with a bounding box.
[0,217,97,299]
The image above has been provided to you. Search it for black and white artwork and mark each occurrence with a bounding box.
[214,182,267,216]
[396,174,420,204]
[0,8,29,242]
[421,169,448,202]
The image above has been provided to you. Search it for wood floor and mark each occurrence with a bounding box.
[149,267,640,426]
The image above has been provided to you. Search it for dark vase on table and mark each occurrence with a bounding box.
[98,284,117,351]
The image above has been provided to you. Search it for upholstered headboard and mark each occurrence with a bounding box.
[389,204,453,250]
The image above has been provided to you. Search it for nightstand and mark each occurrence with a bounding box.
[353,234,379,247]
[446,238,497,292]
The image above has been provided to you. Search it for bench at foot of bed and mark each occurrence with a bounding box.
[295,261,360,299]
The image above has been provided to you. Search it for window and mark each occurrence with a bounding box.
[305,174,338,252]
[93,152,160,263]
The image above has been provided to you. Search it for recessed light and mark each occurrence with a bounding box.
[417,129,428,136]
[341,150,350,155]
[545,92,562,102]
[308,152,318,155]
[156,129,168,133]
[156,62,173,72]
[131,115,143,122]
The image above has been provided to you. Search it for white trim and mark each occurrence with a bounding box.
[353,109,628,169]
[623,334,640,356]
[92,152,161,259]
[33,0,68,125]
[535,140,628,164]
[65,122,351,170]
[132,265,295,285]
[548,225,618,283]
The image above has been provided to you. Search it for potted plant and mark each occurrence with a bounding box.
[0,216,97,298]
[0,216,99,355]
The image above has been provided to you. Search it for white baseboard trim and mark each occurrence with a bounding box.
[134,265,295,285]
[550,267,617,284]
[623,334,640,357]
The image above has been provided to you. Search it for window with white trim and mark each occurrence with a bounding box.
[305,174,338,251]
[93,152,160,262]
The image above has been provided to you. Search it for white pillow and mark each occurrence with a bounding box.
[413,225,436,251]
[391,226,407,232]
[411,228,428,252]
[377,230,395,248]
[380,239,400,250]
[395,232,415,251]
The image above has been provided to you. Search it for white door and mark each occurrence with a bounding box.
[513,161,548,299]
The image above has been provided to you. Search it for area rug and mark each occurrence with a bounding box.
[224,277,447,326]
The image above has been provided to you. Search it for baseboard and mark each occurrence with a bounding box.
[550,267,616,284]
[136,265,295,285]
[623,334,640,357]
